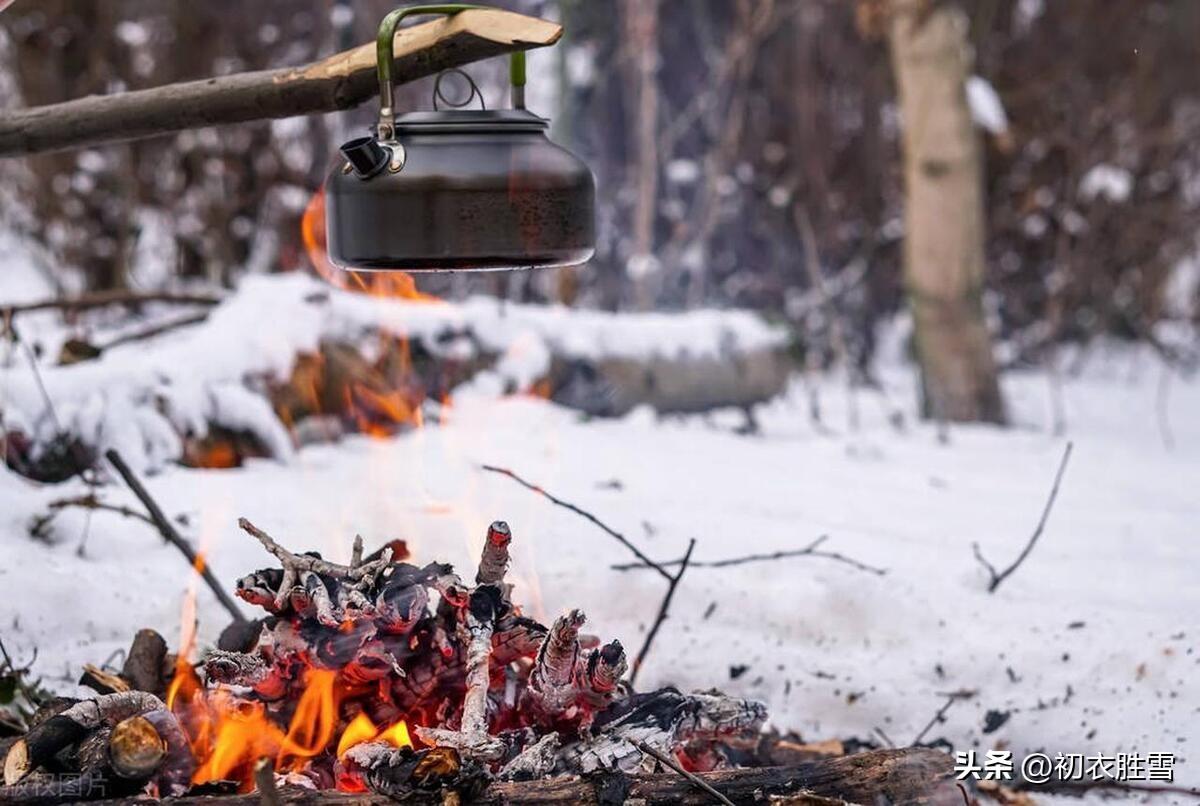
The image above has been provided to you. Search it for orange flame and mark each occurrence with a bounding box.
[334,712,413,758]
[301,188,440,302]
[276,668,340,769]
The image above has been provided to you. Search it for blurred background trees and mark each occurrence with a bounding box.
[2,0,1199,417]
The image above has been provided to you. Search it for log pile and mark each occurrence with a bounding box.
[0,519,955,805]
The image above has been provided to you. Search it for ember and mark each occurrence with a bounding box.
[88,518,766,798]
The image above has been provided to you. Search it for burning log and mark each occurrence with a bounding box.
[49,748,956,804]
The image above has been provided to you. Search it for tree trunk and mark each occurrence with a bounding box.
[887,0,1005,424]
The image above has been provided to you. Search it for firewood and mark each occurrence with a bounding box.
[2,692,193,796]
[73,748,955,805]
[475,522,512,586]
[106,716,166,780]
[0,9,562,158]
[121,629,170,697]
[77,665,130,696]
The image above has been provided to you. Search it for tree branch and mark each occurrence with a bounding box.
[630,539,696,687]
[480,464,672,582]
[611,535,887,576]
[103,449,246,624]
[972,442,1073,593]
[0,10,561,158]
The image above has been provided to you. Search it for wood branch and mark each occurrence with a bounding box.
[120,629,169,698]
[632,739,736,806]
[480,464,672,582]
[972,442,1073,593]
[630,539,695,686]
[83,749,955,805]
[611,535,888,576]
[0,9,562,158]
[104,449,247,624]
[0,290,222,319]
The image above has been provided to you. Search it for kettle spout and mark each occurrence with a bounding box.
[339,136,393,179]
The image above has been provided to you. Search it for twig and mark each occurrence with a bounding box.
[911,689,976,746]
[98,312,210,352]
[42,493,157,528]
[611,535,887,576]
[972,442,1073,593]
[632,739,736,806]
[237,517,392,608]
[630,539,696,687]
[1,289,222,319]
[253,757,281,806]
[480,464,671,582]
[795,204,859,432]
[0,637,42,710]
[104,449,246,624]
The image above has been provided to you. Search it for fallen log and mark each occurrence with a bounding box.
[0,9,561,158]
[80,748,956,806]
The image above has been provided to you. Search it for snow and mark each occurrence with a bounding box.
[1079,164,1134,204]
[1,273,786,473]
[966,76,1009,135]
[1,332,1197,796]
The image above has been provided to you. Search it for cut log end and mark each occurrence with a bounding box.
[2,739,29,786]
[108,715,166,780]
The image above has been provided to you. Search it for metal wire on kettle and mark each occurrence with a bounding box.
[432,68,486,111]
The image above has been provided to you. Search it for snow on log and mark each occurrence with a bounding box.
[4,275,790,477]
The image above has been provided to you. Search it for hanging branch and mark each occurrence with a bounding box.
[611,534,887,576]
[630,539,696,687]
[480,464,672,582]
[972,442,1073,593]
[103,449,246,624]
[0,9,561,158]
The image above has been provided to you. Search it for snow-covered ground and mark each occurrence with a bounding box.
[1,316,1196,797]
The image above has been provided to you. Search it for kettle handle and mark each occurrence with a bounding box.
[375,4,528,141]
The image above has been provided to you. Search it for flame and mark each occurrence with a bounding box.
[188,440,241,469]
[193,694,286,785]
[334,713,413,758]
[301,188,439,302]
[277,668,340,769]
[346,384,422,439]
[335,713,379,758]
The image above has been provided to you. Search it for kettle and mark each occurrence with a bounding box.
[325,4,596,272]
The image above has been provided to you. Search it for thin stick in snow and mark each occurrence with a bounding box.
[610,534,887,576]
[480,464,672,582]
[972,442,1073,594]
[104,449,246,624]
[630,538,696,687]
[911,689,976,746]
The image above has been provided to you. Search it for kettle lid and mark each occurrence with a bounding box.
[394,109,549,135]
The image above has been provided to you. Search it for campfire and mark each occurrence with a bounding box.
[2,519,777,802]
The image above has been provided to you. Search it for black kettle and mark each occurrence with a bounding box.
[325,4,596,272]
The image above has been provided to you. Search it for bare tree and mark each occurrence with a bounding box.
[886,0,1005,423]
